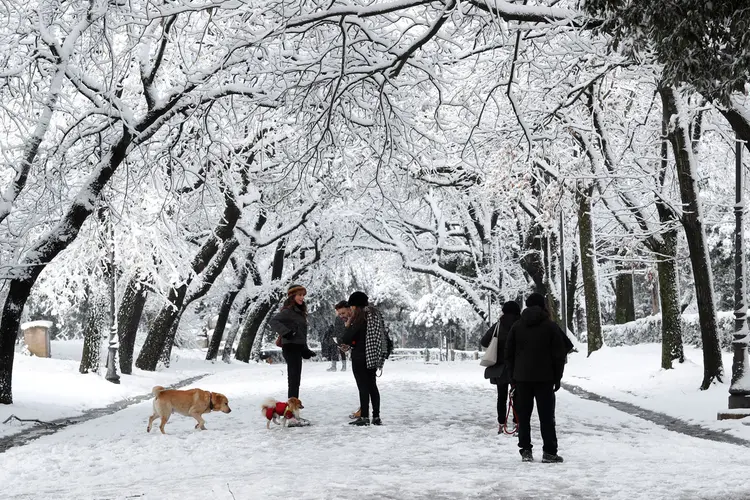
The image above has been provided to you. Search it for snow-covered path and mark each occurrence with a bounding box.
[2,361,748,500]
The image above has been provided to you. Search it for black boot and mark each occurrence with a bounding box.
[520,449,534,462]
[372,417,382,426]
[349,416,370,426]
[542,452,563,463]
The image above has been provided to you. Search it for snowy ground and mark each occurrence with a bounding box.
[0,341,232,438]
[2,343,750,499]
[565,344,750,441]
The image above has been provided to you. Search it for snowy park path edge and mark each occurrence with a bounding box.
[562,382,750,448]
[0,373,209,454]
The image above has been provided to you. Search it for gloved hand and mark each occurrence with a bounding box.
[553,381,561,392]
[301,347,316,359]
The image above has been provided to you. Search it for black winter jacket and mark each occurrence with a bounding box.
[480,313,519,383]
[504,306,566,383]
[340,317,367,362]
[268,305,308,346]
[320,324,337,359]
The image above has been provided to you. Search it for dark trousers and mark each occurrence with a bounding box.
[352,357,380,419]
[282,344,303,399]
[514,381,557,454]
[496,382,516,425]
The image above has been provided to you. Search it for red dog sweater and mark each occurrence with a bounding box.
[266,401,294,420]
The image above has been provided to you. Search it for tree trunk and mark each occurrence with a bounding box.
[566,248,578,335]
[650,268,661,315]
[660,85,723,389]
[614,264,635,324]
[135,285,186,371]
[207,290,240,361]
[159,316,182,368]
[0,126,132,404]
[117,275,148,375]
[235,300,274,363]
[159,237,241,365]
[220,247,264,363]
[656,228,684,369]
[135,193,240,371]
[222,297,253,363]
[79,283,102,374]
[577,181,603,356]
[655,115,684,370]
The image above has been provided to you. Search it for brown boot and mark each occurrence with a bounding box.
[349,407,361,419]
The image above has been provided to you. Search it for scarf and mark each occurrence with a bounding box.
[365,306,387,370]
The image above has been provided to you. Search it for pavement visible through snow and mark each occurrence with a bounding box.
[2,361,749,500]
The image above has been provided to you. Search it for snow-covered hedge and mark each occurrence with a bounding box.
[596,311,736,350]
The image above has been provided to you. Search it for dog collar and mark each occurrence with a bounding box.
[208,392,214,411]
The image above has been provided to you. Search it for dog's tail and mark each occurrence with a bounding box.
[260,397,276,416]
[152,386,166,397]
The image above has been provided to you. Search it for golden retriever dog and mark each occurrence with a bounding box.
[261,397,304,429]
[147,386,231,434]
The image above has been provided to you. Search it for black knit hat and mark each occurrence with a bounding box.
[525,292,546,310]
[287,284,307,297]
[502,300,521,316]
[347,291,369,308]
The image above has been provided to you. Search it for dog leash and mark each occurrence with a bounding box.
[502,387,518,435]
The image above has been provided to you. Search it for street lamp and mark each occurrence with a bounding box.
[720,136,750,419]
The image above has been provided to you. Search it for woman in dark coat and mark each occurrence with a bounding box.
[480,300,521,433]
[268,284,316,425]
[340,291,384,426]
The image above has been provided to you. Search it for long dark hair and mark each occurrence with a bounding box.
[282,295,307,317]
[347,305,366,327]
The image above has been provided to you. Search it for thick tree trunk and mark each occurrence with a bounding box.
[0,127,132,404]
[221,248,263,363]
[117,275,148,375]
[79,284,103,374]
[577,181,603,356]
[661,86,723,389]
[207,290,240,361]
[159,320,181,367]
[136,285,186,371]
[221,297,253,363]
[235,239,286,363]
[656,229,685,369]
[614,264,635,324]
[235,301,274,363]
[655,116,684,370]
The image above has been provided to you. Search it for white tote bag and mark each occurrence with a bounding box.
[480,322,500,367]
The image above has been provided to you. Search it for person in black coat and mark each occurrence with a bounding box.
[340,291,382,426]
[268,285,316,409]
[505,292,567,463]
[480,301,521,434]
[320,323,339,371]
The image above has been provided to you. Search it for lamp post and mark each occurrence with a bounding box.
[721,135,750,418]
